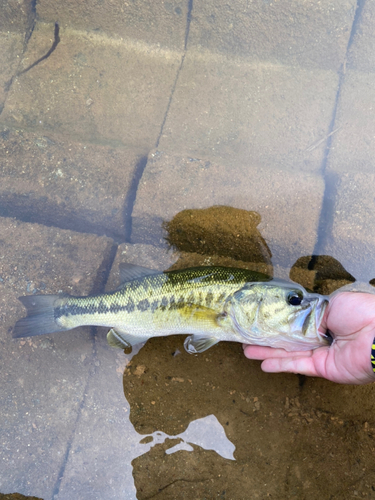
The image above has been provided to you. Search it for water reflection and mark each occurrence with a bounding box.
[138,414,235,460]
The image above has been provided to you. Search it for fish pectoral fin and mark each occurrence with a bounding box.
[118,263,160,283]
[106,328,149,349]
[184,335,219,354]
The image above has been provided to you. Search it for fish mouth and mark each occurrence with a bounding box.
[315,298,330,343]
[301,311,312,336]
[301,297,329,342]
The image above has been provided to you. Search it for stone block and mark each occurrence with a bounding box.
[0,0,33,107]
[320,172,375,283]
[37,0,187,51]
[106,243,177,292]
[324,69,375,282]
[0,0,34,32]
[159,51,339,171]
[0,217,114,498]
[131,150,325,269]
[347,0,375,72]
[0,22,181,149]
[0,32,24,108]
[0,127,142,240]
[52,334,141,500]
[327,70,375,175]
[189,0,355,70]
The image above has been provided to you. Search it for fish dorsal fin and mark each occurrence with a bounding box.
[184,335,219,354]
[118,263,160,283]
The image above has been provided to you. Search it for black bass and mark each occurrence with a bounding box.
[13,264,330,354]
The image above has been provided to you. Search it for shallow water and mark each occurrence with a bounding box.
[1,1,375,499]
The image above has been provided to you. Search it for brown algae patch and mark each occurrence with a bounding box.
[164,205,272,265]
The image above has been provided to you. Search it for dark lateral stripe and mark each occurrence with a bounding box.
[205,292,214,306]
[54,298,137,318]
[54,288,222,320]
[137,299,150,311]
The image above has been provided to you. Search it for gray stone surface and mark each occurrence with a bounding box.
[0,127,142,240]
[159,51,339,171]
[0,217,114,499]
[327,70,375,175]
[347,0,375,72]
[0,0,33,107]
[53,335,140,500]
[131,150,325,270]
[106,243,177,292]
[189,0,355,70]
[321,172,375,283]
[0,22,182,149]
[0,0,33,32]
[323,69,375,282]
[0,32,24,107]
[37,0,188,51]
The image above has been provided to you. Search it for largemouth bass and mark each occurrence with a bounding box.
[13,264,330,353]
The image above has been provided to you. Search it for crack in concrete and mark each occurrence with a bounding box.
[309,0,365,264]
[89,242,119,295]
[123,155,148,243]
[155,0,194,148]
[19,22,61,76]
[4,22,60,94]
[0,0,37,119]
[51,371,91,500]
[24,0,37,49]
[184,0,194,51]
[51,241,118,499]
[126,0,195,237]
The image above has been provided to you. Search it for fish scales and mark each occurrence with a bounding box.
[57,268,250,334]
[13,265,330,354]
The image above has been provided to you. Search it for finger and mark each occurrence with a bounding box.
[261,356,319,377]
[324,292,375,335]
[243,344,310,360]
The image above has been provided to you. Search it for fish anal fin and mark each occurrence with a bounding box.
[106,328,149,349]
[184,335,219,354]
[107,328,131,349]
[118,263,160,284]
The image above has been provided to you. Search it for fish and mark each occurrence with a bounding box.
[13,264,330,354]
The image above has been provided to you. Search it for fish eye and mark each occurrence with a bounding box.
[287,291,303,306]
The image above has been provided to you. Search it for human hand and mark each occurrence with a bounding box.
[243,292,375,384]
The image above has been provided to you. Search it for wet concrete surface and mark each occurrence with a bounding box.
[131,150,325,268]
[1,22,182,149]
[188,0,356,70]
[0,218,114,498]
[158,51,339,171]
[0,127,143,239]
[1,0,375,499]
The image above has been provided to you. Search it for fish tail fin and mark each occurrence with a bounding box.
[13,295,67,338]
